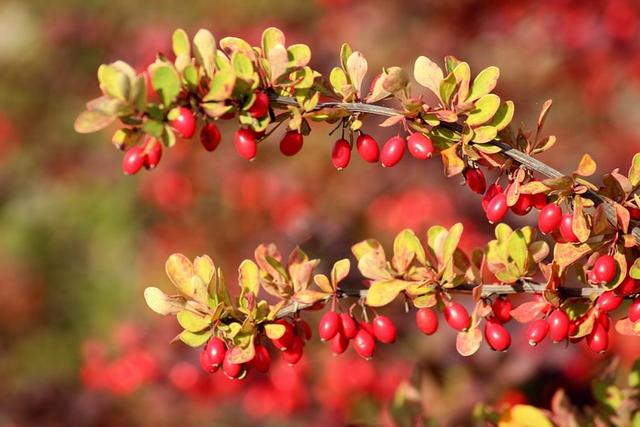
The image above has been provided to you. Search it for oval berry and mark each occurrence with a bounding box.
[415,308,438,335]
[332,138,351,170]
[592,255,617,284]
[235,128,258,160]
[251,344,271,373]
[492,297,513,324]
[629,299,640,322]
[248,91,269,118]
[279,130,303,156]
[443,302,470,332]
[171,107,196,139]
[548,310,570,342]
[318,311,341,341]
[281,335,304,365]
[559,213,579,243]
[353,328,375,360]
[372,315,397,344]
[464,168,486,195]
[407,132,434,160]
[484,319,511,351]
[482,183,503,212]
[270,319,294,351]
[143,138,162,169]
[617,274,639,296]
[199,349,218,373]
[538,204,562,234]
[222,351,245,379]
[122,146,145,175]
[596,290,623,313]
[297,319,312,341]
[204,337,226,368]
[527,319,549,346]
[510,193,533,216]
[200,123,221,152]
[586,321,609,354]
[486,193,508,224]
[340,313,358,339]
[358,321,375,336]
[330,332,349,355]
[380,136,405,168]
[356,134,379,163]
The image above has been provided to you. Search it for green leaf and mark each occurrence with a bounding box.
[265,322,285,339]
[466,94,500,127]
[471,126,497,143]
[442,223,464,266]
[507,230,528,274]
[392,229,427,273]
[330,67,350,97]
[414,56,443,98]
[439,72,458,107]
[467,66,500,102]
[629,153,640,186]
[204,68,236,102]
[287,44,311,68]
[228,335,255,364]
[452,61,470,103]
[98,64,130,101]
[151,65,181,106]
[629,359,640,387]
[178,329,212,347]
[172,28,190,56]
[183,65,198,88]
[352,239,385,263]
[238,259,260,298]
[366,279,411,307]
[193,255,214,286]
[330,259,350,288]
[630,258,640,279]
[74,110,115,133]
[144,287,186,315]
[143,119,164,138]
[165,253,195,297]
[261,27,286,58]
[489,100,515,131]
[340,43,352,71]
[427,225,448,263]
[232,52,256,82]
[358,253,393,281]
[193,29,216,77]
[177,310,211,332]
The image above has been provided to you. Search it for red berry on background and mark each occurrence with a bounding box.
[592,255,617,284]
[482,183,503,211]
[617,274,639,296]
[122,146,145,175]
[372,315,397,344]
[443,302,470,332]
[484,319,511,351]
[251,344,271,373]
[235,128,258,160]
[486,193,508,224]
[204,337,227,368]
[380,136,405,167]
[248,91,269,118]
[332,138,351,170]
[279,130,303,156]
[356,134,379,163]
[407,132,434,160]
[596,290,623,313]
[200,122,221,152]
[629,207,640,220]
[548,310,570,342]
[199,349,218,373]
[527,319,549,346]
[353,328,375,360]
[143,138,162,169]
[537,203,562,234]
[340,313,358,339]
[599,312,611,331]
[492,297,513,324]
[464,168,487,194]
[559,213,579,243]
[510,193,533,216]
[629,299,640,322]
[222,352,245,379]
[415,307,439,335]
[531,193,548,210]
[586,321,609,354]
[318,311,341,341]
[297,319,312,341]
[281,335,304,365]
[358,321,375,336]
[171,107,196,139]
[330,332,349,355]
[270,320,294,350]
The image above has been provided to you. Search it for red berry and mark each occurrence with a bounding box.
[592,255,617,284]
[122,146,145,175]
[340,313,358,339]
[332,138,351,170]
[356,134,379,163]
[358,321,375,336]
[318,311,341,341]
[443,302,470,332]
[199,349,218,373]
[281,335,304,365]
[484,319,511,351]
[330,332,349,355]
[464,168,487,194]
[407,132,434,160]
[415,308,439,335]
[548,310,570,342]
[629,207,640,220]
[510,193,533,216]
[586,321,609,354]
[538,204,562,234]
[248,91,269,118]
[617,274,639,296]
[372,315,397,344]
[532,192,548,210]
[204,337,227,368]
[486,193,508,224]
[143,138,162,169]
[353,328,375,359]
[527,319,549,346]
[297,319,312,341]
[559,213,579,243]
[251,344,271,373]
[171,107,196,139]
[599,312,611,331]
[492,297,513,324]
[200,123,221,152]
[596,290,623,313]
[279,130,303,156]
[380,136,405,167]
[270,319,294,350]
[482,183,503,211]
[628,299,640,322]
[235,128,258,160]
[222,351,245,379]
